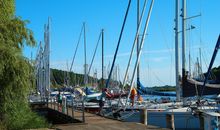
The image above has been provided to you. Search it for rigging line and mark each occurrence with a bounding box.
[201,48,210,70]
[69,24,84,72]
[87,31,102,76]
[101,0,131,110]
[117,0,148,108]
[83,22,88,85]
[104,0,132,91]
[199,0,202,48]
[142,42,151,85]
[121,0,148,92]
[124,0,154,110]
[201,35,220,97]
[152,71,166,85]
[153,6,174,85]
[154,9,173,56]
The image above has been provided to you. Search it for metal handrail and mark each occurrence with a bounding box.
[48,96,85,123]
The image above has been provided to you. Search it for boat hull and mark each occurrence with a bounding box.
[182,78,220,97]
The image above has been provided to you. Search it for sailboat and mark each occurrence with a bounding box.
[179,1,220,98]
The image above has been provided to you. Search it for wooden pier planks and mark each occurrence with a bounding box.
[48,103,170,130]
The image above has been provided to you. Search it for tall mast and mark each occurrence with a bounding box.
[102,29,104,88]
[125,0,154,109]
[199,48,202,78]
[175,0,180,101]
[66,60,70,86]
[137,0,140,82]
[189,51,191,76]
[83,23,88,86]
[182,0,186,102]
[48,18,50,97]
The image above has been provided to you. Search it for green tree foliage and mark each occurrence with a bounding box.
[151,85,176,91]
[51,68,110,90]
[211,66,220,81]
[0,0,15,22]
[0,0,47,129]
[51,68,94,87]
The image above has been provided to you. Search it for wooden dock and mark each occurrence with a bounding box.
[48,103,170,130]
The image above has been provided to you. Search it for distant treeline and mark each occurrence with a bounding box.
[151,85,176,92]
[50,65,220,91]
[209,66,220,81]
[50,68,105,89]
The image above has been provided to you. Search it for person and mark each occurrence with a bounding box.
[98,88,108,115]
[98,96,105,115]
[130,87,137,106]
[57,91,62,111]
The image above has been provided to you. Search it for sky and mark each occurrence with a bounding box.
[16,0,220,87]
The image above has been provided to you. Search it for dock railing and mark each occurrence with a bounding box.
[48,96,85,123]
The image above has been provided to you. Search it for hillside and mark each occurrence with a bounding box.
[50,65,220,90]
[50,68,106,89]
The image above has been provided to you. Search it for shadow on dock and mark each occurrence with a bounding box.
[30,102,83,125]
[30,102,171,130]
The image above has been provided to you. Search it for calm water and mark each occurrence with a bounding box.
[141,91,176,102]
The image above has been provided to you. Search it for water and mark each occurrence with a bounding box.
[141,91,176,102]
[121,111,200,130]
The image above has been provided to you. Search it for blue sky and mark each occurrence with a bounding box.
[16,0,220,87]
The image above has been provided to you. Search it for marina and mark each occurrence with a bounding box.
[32,0,220,129]
[1,0,220,129]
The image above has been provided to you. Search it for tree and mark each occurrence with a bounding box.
[0,0,47,129]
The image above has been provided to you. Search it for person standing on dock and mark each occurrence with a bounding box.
[130,88,137,106]
[98,97,105,115]
[57,91,62,112]
[99,88,110,115]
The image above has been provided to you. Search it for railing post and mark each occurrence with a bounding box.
[72,100,74,118]
[140,109,147,125]
[62,96,67,113]
[66,100,68,116]
[54,98,55,109]
[50,97,52,108]
[166,114,175,130]
[57,101,59,111]
[47,97,48,107]
[82,100,85,123]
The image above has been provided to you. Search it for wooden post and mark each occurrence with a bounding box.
[140,109,147,125]
[72,100,74,118]
[53,98,55,109]
[166,114,175,130]
[199,112,204,130]
[66,102,68,116]
[50,97,52,108]
[82,100,85,123]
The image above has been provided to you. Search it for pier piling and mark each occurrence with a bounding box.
[140,109,148,125]
[166,114,175,130]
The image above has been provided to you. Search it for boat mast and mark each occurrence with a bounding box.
[102,29,104,89]
[83,23,88,86]
[48,18,50,98]
[137,0,140,85]
[125,0,154,109]
[104,0,131,91]
[199,48,203,79]
[175,0,180,101]
[182,0,186,103]
[66,60,70,87]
